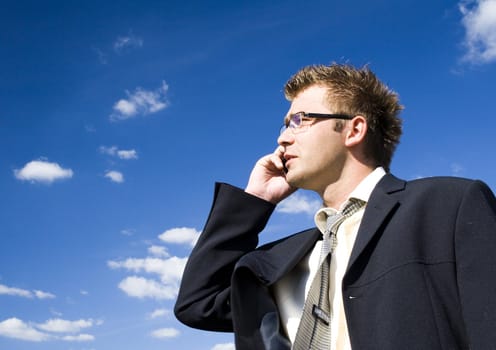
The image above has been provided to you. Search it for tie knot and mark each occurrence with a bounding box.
[341,198,366,217]
[325,198,366,234]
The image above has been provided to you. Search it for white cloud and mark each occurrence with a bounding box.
[36,318,99,334]
[211,343,236,350]
[0,284,55,299]
[104,170,124,183]
[0,318,50,342]
[117,276,177,300]
[99,146,138,159]
[114,99,136,116]
[108,256,187,300]
[108,256,187,286]
[109,229,192,301]
[113,34,143,52]
[149,327,180,339]
[14,160,73,184]
[148,245,170,258]
[147,308,170,319]
[110,81,169,121]
[0,318,100,343]
[459,0,496,64]
[159,227,201,247]
[276,192,321,215]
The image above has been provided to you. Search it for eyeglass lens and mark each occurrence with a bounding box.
[290,113,302,127]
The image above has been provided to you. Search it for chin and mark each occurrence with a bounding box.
[286,171,305,189]
[287,171,321,192]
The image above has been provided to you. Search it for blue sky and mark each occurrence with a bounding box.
[1,0,496,349]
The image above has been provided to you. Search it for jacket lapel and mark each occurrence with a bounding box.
[346,174,406,275]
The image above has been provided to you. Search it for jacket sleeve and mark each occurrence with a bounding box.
[455,180,496,348]
[174,182,275,331]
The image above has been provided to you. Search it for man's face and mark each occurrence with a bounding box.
[278,85,348,193]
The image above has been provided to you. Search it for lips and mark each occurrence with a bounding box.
[283,154,296,168]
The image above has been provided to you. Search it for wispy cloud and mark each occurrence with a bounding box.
[0,284,31,298]
[92,47,108,64]
[110,81,169,121]
[159,227,201,247]
[93,32,143,64]
[117,149,138,159]
[100,146,138,160]
[276,192,321,215]
[0,284,55,299]
[60,333,95,342]
[113,33,143,53]
[120,228,136,236]
[85,124,97,133]
[459,0,496,64]
[149,327,180,339]
[14,159,73,184]
[0,317,101,342]
[104,170,124,183]
[212,343,236,350]
[49,309,63,317]
[147,308,171,320]
[451,162,465,176]
[33,290,56,299]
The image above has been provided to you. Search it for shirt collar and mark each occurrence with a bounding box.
[314,167,386,233]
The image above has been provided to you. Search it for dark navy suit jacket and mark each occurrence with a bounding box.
[175,174,496,349]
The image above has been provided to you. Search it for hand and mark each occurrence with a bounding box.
[245,146,297,204]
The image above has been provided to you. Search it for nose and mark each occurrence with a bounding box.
[277,128,294,146]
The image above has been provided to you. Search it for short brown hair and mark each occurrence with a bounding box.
[284,63,403,172]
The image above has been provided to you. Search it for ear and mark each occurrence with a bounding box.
[344,115,367,147]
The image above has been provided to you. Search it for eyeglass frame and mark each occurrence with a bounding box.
[280,111,354,135]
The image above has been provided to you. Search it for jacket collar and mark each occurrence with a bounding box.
[345,173,406,281]
[235,174,406,287]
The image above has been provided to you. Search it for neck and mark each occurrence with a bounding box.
[318,163,374,209]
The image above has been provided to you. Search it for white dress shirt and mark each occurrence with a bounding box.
[272,167,386,349]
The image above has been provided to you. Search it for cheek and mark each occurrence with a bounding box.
[312,140,345,166]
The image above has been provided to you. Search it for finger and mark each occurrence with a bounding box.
[275,146,286,169]
[269,153,285,171]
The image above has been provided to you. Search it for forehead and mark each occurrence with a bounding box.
[288,85,330,113]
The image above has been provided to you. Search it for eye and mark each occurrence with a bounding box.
[290,113,303,127]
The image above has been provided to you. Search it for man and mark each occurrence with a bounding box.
[174,63,496,349]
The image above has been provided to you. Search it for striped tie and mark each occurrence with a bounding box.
[292,198,365,350]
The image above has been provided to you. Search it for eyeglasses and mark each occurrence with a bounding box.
[280,111,353,135]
